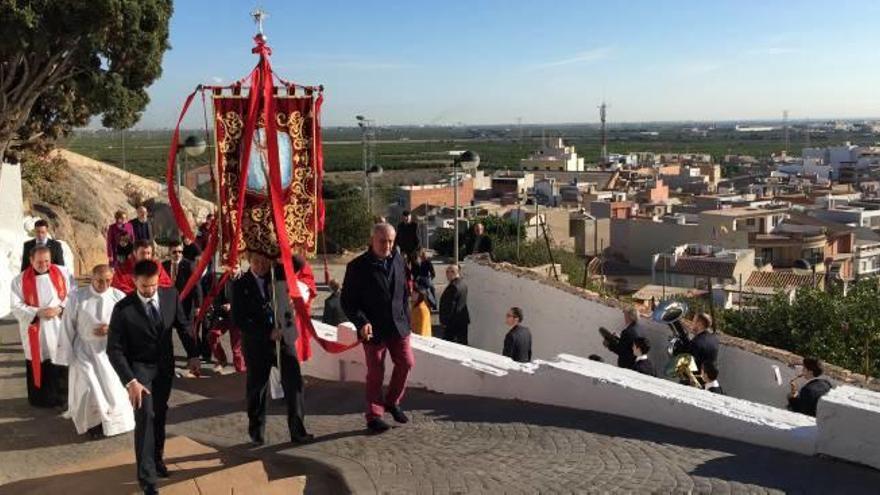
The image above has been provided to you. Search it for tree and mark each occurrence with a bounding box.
[321,181,373,252]
[0,0,173,160]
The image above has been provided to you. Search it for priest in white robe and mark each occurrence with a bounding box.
[56,264,135,438]
[10,245,74,408]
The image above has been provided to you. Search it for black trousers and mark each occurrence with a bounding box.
[243,339,306,442]
[442,324,469,345]
[25,359,67,408]
[131,362,173,488]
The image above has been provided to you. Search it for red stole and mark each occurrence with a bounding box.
[21,265,68,388]
[112,259,173,294]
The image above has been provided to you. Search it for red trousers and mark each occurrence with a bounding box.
[208,320,246,372]
[363,334,415,421]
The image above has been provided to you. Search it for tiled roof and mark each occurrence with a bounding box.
[658,256,738,278]
[745,271,820,289]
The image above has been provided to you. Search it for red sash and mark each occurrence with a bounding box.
[111,259,173,294]
[21,265,68,388]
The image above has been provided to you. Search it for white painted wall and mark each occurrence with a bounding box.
[0,163,25,318]
[459,259,809,408]
[816,386,880,470]
[303,321,818,456]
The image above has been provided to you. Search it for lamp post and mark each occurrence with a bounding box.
[176,135,207,195]
[366,164,383,214]
[452,150,479,265]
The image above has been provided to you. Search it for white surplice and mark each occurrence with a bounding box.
[10,265,74,364]
[55,285,135,436]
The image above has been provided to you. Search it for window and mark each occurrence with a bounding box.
[761,248,774,264]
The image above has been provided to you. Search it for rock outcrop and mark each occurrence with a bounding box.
[22,149,214,276]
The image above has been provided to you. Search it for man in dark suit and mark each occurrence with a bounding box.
[788,357,833,417]
[107,260,200,495]
[342,223,414,434]
[502,307,532,363]
[395,210,420,257]
[701,362,723,394]
[605,306,642,370]
[129,206,153,242]
[163,240,205,360]
[321,279,347,326]
[439,264,470,345]
[632,337,656,377]
[687,312,719,374]
[232,252,313,445]
[466,222,493,258]
[20,219,65,272]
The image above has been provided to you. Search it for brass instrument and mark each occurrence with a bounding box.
[652,300,697,383]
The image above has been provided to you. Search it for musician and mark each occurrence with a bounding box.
[788,357,833,417]
[686,312,718,374]
[631,337,656,377]
[701,362,723,394]
[232,252,312,445]
[603,306,643,370]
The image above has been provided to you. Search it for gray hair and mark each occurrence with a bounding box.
[372,222,396,237]
[623,305,639,322]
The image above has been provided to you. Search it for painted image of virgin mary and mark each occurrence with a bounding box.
[246,128,295,194]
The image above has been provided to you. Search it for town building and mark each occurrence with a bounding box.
[519,138,585,172]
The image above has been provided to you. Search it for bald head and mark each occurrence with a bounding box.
[445,263,461,282]
[371,223,396,259]
[91,264,114,293]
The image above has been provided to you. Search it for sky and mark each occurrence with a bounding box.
[136,0,880,128]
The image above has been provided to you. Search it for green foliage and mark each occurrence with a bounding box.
[1,0,173,159]
[723,281,880,378]
[322,181,372,252]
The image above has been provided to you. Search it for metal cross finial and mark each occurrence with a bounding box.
[251,7,268,35]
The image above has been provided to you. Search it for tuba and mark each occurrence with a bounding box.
[651,300,697,382]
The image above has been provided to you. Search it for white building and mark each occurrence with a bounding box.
[520,138,585,172]
[801,143,880,180]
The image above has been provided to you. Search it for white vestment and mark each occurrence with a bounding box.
[56,285,135,436]
[10,265,74,364]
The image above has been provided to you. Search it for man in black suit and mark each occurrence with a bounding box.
[466,222,493,258]
[163,240,205,360]
[687,312,719,375]
[129,206,153,242]
[788,357,833,417]
[439,264,470,345]
[502,307,532,363]
[232,252,313,445]
[701,362,723,394]
[107,260,200,495]
[395,210,420,257]
[342,223,414,434]
[321,279,347,326]
[631,337,656,377]
[20,219,65,272]
[605,306,642,370]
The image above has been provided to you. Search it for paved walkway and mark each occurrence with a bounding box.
[2,319,880,494]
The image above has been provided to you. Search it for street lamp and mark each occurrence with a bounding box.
[366,164,383,214]
[176,135,207,194]
[452,150,480,264]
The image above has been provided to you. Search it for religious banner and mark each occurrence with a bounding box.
[214,95,320,261]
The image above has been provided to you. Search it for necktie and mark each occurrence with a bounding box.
[171,262,178,282]
[147,300,161,328]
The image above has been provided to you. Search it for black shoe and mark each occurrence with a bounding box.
[155,462,170,478]
[291,433,315,444]
[366,418,391,434]
[141,483,159,495]
[249,434,265,446]
[386,405,409,424]
[87,425,104,440]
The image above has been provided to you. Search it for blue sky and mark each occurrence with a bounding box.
[137,0,880,128]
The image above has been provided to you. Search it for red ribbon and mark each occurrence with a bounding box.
[21,265,68,388]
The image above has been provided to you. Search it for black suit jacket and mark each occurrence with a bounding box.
[321,291,347,326]
[503,324,532,363]
[789,378,833,417]
[20,239,65,272]
[107,287,199,385]
[688,331,720,372]
[439,278,470,329]
[633,357,656,377]
[341,250,411,343]
[231,271,278,351]
[129,218,152,241]
[707,385,724,395]
[162,259,204,316]
[609,322,642,369]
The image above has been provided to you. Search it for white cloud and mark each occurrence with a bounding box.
[529,46,613,69]
[211,76,224,83]
[680,61,723,75]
